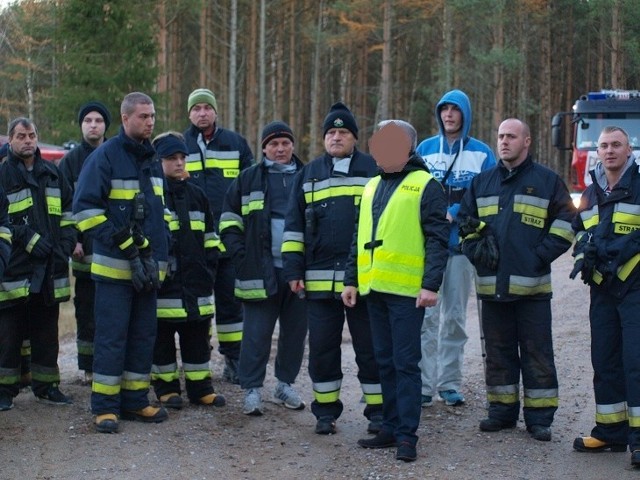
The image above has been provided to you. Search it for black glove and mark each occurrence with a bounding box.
[130,257,148,292]
[28,232,53,260]
[139,244,160,291]
[458,216,482,237]
[474,234,499,270]
[570,237,597,284]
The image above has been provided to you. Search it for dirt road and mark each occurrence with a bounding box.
[1,252,639,479]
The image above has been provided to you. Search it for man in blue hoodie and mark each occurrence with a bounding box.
[417,89,496,407]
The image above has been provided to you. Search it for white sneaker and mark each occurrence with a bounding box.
[243,388,263,416]
[273,381,305,410]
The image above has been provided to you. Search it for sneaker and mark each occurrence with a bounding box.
[273,381,305,410]
[95,413,119,433]
[35,385,73,405]
[573,436,627,452]
[396,441,417,462]
[222,356,240,385]
[479,417,517,432]
[0,393,14,411]
[192,393,226,407]
[367,414,383,434]
[315,415,337,435]
[243,388,263,416]
[358,431,396,449]
[121,405,168,423]
[439,389,465,406]
[421,395,433,408]
[527,425,552,442]
[159,393,183,410]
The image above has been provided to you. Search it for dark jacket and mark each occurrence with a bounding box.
[183,123,254,227]
[157,178,219,321]
[459,155,575,301]
[59,139,100,278]
[572,158,640,297]
[220,155,304,301]
[73,127,169,285]
[0,149,76,307]
[281,148,378,299]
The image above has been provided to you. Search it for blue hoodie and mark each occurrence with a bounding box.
[416,89,496,252]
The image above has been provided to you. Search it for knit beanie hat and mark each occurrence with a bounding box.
[261,121,295,149]
[78,101,111,131]
[188,88,218,113]
[322,102,358,139]
[154,135,188,159]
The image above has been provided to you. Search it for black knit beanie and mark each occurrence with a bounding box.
[322,102,358,139]
[261,121,295,148]
[78,101,112,131]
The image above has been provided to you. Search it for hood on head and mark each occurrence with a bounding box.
[435,89,472,141]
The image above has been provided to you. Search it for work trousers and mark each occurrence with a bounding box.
[308,297,382,420]
[213,257,243,360]
[0,293,61,398]
[73,276,95,372]
[91,282,157,415]
[238,268,307,389]
[482,298,558,428]
[420,254,473,395]
[152,318,214,403]
[368,291,424,447]
[588,287,640,449]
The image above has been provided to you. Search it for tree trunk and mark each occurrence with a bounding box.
[228,0,238,131]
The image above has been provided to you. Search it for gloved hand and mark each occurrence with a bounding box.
[473,234,499,270]
[458,216,482,237]
[130,257,149,292]
[27,232,53,260]
[569,235,597,284]
[139,244,160,291]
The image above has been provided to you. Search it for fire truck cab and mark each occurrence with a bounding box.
[552,90,640,194]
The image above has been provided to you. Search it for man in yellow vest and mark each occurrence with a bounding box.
[342,120,449,462]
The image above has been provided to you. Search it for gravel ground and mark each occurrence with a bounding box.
[2,252,640,479]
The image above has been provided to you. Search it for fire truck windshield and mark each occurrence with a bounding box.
[576,115,640,149]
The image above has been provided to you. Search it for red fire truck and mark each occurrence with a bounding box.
[552,90,640,198]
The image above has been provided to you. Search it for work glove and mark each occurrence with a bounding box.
[458,216,482,237]
[129,257,150,292]
[26,231,53,260]
[569,235,597,284]
[473,234,500,270]
[138,241,161,291]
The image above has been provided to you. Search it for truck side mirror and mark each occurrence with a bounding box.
[551,113,571,150]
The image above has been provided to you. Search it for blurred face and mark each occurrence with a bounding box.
[497,119,530,167]
[263,137,294,164]
[9,123,38,161]
[324,128,356,158]
[81,111,106,145]
[440,104,462,138]
[189,103,217,132]
[122,103,155,142]
[162,152,187,179]
[597,129,632,174]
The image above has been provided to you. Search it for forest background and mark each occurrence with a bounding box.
[0,0,638,190]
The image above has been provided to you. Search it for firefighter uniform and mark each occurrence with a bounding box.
[73,127,169,417]
[572,157,640,451]
[152,155,222,405]
[0,148,75,399]
[183,122,254,378]
[459,155,574,429]
[282,148,382,424]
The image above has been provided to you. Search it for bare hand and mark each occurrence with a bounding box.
[341,286,358,307]
[72,242,84,260]
[289,279,305,294]
[416,289,437,308]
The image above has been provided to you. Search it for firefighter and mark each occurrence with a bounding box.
[150,132,226,410]
[458,118,575,442]
[570,126,640,467]
[73,92,169,433]
[59,101,112,384]
[0,117,76,410]
[282,102,383,435]
[183,88,254,384]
